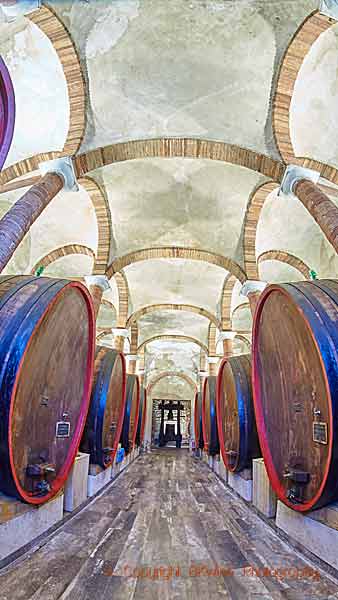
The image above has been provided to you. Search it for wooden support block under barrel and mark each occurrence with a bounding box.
[0,276,95,505]
[120,375,140,454]
[216,354,260,473]
[253,280,338,512]
[81,347,127,469]
[0,492,64,562]
[64,452,90,513]
[253,458,277,518]
[276,500,338,571]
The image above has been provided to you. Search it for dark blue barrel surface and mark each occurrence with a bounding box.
[120,374,140,454]
[0,275,95,504]
[81,346,126,468]
[202,376,219,456]
[217,355,260,473]
[253,280,338,512]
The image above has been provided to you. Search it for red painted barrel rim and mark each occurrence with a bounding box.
[140,388,147,443]
[193,391,199,442]
[252,284,333,512]
[106,351,127,467]
[8,281,95,505]
[201,377,209,452]
[216,357,237,472]
[131,375,141,449]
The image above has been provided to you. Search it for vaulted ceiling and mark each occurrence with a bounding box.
[0,0,337,399]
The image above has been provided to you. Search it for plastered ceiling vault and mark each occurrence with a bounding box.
[0,0,337,399]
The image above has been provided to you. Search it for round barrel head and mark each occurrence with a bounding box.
[253,283,337,511]
[101,350,126,466]
[217,359,240,471]
[6,281,94,504]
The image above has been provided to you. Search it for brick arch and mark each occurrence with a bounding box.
[29,5,86,155]
[138,335,208,355]
[79,177,112,275]
[130,323,139,354]
[106,246,247,282]
[31,243,95,274]
[234,334,251,351]
[272,11,334,164]
[220,274,237,330]
[96,328,131,347]
[113,271,130,327]
[231,303,250,323]
[243,181,280,280]
[208,322,217,356]
[147,371,197,394]
[257,250,311,280]
[101,298,117,313]
[74,138,285,182]
[126,304,220,329]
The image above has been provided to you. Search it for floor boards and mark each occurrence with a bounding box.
[0,449,338,600]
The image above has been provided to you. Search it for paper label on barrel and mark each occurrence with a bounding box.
[313,422,328,445]
[56,421,71,438]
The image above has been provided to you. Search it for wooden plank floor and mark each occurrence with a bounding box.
[1,449,338,599]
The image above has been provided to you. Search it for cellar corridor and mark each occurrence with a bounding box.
[0,451,337,600]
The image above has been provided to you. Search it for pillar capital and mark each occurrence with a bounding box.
[0,1,40,21]
[39,157,78,192]
[279,165,319,197]
[126,354,138,361]
[207,356,219,364]
[219,330,237,341]
[199,370,208,377]
[84,275,110,292]
[320,1,338,20]
[241,280,267,298]
[112,327,129,338]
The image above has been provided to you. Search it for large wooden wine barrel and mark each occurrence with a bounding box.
[81,347,126,468]
[216,355,260,472]
[202,376,219,456]
[135,387,147,447]
[0,276,95,505]
[253,280,338,512]
[194,392,204,449]
[0,57,15,170]
[120,374,140,454]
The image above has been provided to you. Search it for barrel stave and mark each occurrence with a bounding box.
[202,376,219,456]
[121,375,140,454]
[81,347,126,468]
[0,276,95,504]
[253,280,338,511]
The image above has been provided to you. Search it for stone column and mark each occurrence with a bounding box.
[280,164,338,254]
[0,157,78,273]
[112,328,129,353]
[219,331,236,357]
[0,174,62,273]
[241,281,267,319]
[207,356,219,377]
[127,354,138,375]
[85,275,110,321]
